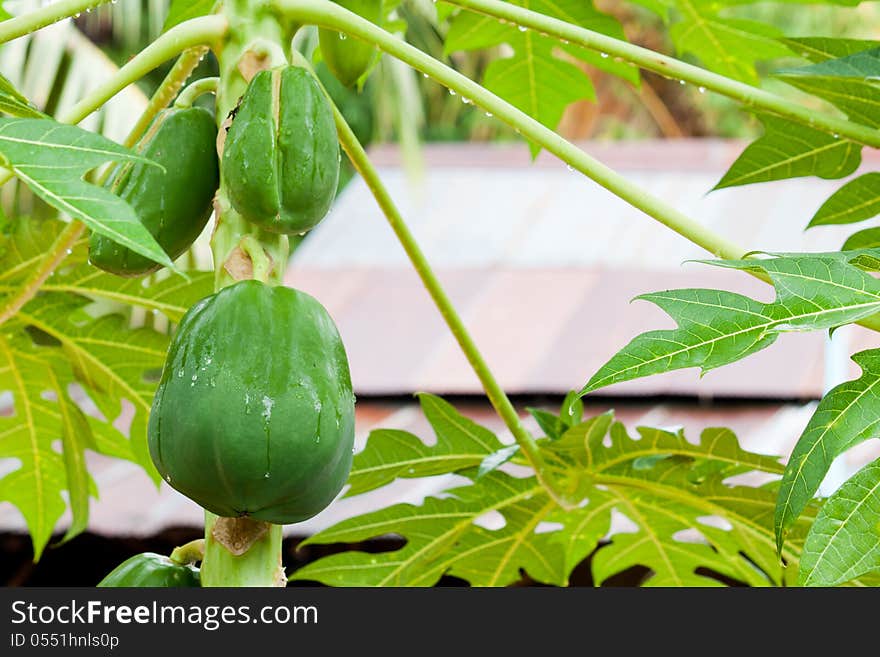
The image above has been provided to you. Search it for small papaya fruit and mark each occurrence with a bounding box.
[319,0,384,87]
[148,280,355,525]
[221,66,340,235]
[89,107,219,277]
[97,552,200,587]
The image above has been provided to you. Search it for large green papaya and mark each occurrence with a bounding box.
[221,66,340,235]
[89,107,219,277]
[148,280,355,525]
[319,0,384,87]
[97,552,200,587]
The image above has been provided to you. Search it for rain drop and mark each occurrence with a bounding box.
[698,86,706,94]
[262,396,275,422]
[517,25,527,33]
[600,52,609,59]
[448,89,456,96]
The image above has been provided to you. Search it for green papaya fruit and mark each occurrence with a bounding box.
[148,280,355,525]
[221,66,340,235]
[89,107,219,277]
[97,552,200,587]
[319,0,384,87]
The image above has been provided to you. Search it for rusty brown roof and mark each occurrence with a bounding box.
[286,139,880,398]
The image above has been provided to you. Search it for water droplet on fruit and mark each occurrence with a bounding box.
[262,396,274,422]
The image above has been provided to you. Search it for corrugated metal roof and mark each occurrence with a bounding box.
[285,139,880,398]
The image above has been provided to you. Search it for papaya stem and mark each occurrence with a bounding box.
[200,0,290,588]
[201,514,285,587]
[62,16,228,125]
[0,0,111,45]
[174,76,220,109]
[237,235,273,283]
[169,539,206,566]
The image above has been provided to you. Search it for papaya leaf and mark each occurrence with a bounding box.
[41,266,214,323]
[799,458,880,586]
[775,350,880,551]
[0,118,174,270]
[0,72,45,118]
[843,227,880,251]
[0,335,70,559]
[163,0,219,32]
[0,334,109,558]
[809,173,880,228]
[668,5,790,85]
[780,37,880,63]
[527,407,564,440]
[476,444,520,479]
[777,47,880,81]
[779,76,880,129]
[292,398,796,587]
[714,115,861,190]
[581,252,880,395]
[47,361,92,545]
[775,50,880,130]
[346,393,503,497]
[15,293,169,477]
[0,217,88,287]
[0,218,210,322]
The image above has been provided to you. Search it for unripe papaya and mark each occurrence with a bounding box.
[319,0,384,87]
[97,552,200,587]
[89,107,219,277]
[148,280,355,525]
[221,66,340,235]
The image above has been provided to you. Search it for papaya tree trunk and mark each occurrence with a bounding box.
[199,0,291,588]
